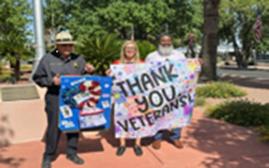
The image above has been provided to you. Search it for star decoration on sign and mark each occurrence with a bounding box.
[123,64,136,75]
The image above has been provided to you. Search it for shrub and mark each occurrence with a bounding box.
[206,101,269,144]
[217,56,222,63]
[0,74,11,82]
[205,100,269,127]
[75,33,123,75]
[255,125,269,144]
[0,62,11,82]
[196,81,247,98]
[0,62,10,75]
[20,65,32,70]
[194,96,206,107]
[136,40,157,60]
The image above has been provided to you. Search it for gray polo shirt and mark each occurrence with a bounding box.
[33,50,87,93]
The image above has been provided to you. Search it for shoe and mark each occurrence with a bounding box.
[152,141,161,149]
[134,146,143,156]
[41,157,51,168]
[116,146,126,156]
[173,140,184,149]
[66,154,84,165]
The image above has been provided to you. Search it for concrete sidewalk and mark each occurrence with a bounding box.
[1,110,268,168]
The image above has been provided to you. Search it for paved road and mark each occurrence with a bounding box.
[220,67,269,80]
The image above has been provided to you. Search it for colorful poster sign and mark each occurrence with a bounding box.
[111,59,201,138]
[59,76,112,132]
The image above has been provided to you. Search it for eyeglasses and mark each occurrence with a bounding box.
[125,47,136,50]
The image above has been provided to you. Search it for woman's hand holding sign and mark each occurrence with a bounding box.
[105,69,112,76]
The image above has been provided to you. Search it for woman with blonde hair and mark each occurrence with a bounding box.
[106,40,145,156]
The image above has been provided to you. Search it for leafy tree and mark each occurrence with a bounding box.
[0,32,32,80]
[0,0,32,81]
[97,1,175,42]
[44,0,195,42]
[219,0,269,68]
[165,0,204,47]
[44,0,114,41]
[44,0,68,45]
[43,0,207,50]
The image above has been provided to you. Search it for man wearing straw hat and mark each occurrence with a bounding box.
[33,32,94,168]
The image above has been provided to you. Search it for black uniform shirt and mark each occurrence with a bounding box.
[33,50,87,93]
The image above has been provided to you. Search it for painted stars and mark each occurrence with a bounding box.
[123,64,137,75]
[188,59,199,72]
[114,92,127,104]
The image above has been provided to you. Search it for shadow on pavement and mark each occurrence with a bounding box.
[220,67,269,72]
[0,115,25,168]
[98,132,154,148]
[0,151,25,168]
[220,75,269,89]
[97,104,154,148]
[184,115,269,168]
[50,135,105,162]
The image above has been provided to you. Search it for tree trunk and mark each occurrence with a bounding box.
[10,60,20,84]
[51,27,57,43]
[14,59,20,81]
[200,0,220,82]
[45,29,51,45]
[230,28,243,68]
[242,39,253,68]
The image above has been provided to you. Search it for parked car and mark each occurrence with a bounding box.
[27,58,34,64]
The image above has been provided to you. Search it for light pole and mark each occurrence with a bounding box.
[30,0,45,82]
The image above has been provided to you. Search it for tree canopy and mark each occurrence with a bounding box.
[0,0,32,80]
[44,0,202,45]
[219,0,269,67]
[2,0,269,81]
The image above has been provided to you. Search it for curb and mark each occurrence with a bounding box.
[221,74,268,81]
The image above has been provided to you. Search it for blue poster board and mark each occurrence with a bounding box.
[59,76,112,132]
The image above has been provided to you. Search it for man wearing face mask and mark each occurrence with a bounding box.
[145,33,202,150]
[33,32,94,168]
[145,33,186,62]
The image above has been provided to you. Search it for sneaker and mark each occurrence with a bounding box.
[66,154,84,165]
[116,146,126,156]
[134,146,143,156]
[41,157,51,168]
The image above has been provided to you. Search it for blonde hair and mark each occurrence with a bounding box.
[119,41,140,64]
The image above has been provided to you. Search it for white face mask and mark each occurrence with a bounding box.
[158,44,174,55]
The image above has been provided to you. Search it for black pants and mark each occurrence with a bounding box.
[44,92,79,158]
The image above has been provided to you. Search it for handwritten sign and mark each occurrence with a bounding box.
[111,59,200,138]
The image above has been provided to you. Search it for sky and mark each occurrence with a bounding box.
[27,0,34,42]
[27,0,68,43]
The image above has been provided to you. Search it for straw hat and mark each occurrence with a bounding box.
[55,32,75,44]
